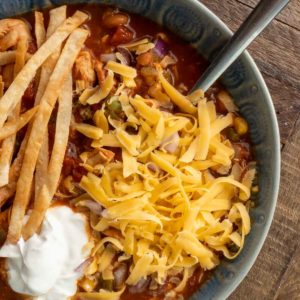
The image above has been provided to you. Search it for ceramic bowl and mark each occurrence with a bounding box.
[0,0,281,299]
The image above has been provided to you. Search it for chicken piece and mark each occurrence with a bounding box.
[74,50,96,91]
[0,19,32,51]
[94,59,105,84]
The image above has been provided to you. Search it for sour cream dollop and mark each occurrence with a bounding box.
[0,205,90,300]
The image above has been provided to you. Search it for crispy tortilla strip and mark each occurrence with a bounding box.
[35,132,49,199]
[13,39,28,81]
[7,28,89,243]
[0,51,31,66]
[35,12,46,48]
[47,74,73,193]
[0,133,28,208]
[23,75,73,239]
[35,6,67,105]
[0,40,28,187]
[47,6,67,39]
[0,10,88,129]
[0,138,15,187]
[0,106,38,140]
[35,6,67,201]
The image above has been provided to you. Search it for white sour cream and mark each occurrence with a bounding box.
[0,205,90,300]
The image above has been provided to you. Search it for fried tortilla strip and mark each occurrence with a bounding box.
[0,39,28,187]
[0,106,38,141]
[0,51,31,66]
[35,11,46,48]
[23,74,73,239]
[35,6,67,200]
[0,10,88,129]
[47,6,67,39]
[3,8,68,203]
[35,6,67,105]
[0,133,28,209]
[13,39,28,78]
[8,28,89,243]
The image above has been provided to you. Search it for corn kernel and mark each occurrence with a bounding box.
[78,277,96,292]
[234,117,248,135]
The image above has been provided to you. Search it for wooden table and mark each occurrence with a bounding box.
[199,0,300,299]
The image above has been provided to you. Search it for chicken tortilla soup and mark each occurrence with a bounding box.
[0,4,257,300]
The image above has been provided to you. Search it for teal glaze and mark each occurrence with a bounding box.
[0,1,281,299]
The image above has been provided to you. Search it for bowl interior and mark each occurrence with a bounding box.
[0,0,281,299]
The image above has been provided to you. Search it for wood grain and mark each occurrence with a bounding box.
[199,0,300,299]
[238,0,300,31]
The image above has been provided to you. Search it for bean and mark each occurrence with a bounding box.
[102,13,129,28]
[137,52,153,66]
[111,26,134,45]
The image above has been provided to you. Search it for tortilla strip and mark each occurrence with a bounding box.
[0,10,88,129]
[7,28,89,243]
[0,51,31,66]
[0,106,38,141]
[0,133,28,209]
[35,6,67,201]
[23,74,73,239]
[2,8,68,205]
[0,40,28,187]
[35,12,46,48]
[35,6,67,105]
[13,39,28,79]
[47,6,67,39]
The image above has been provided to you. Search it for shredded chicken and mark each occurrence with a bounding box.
[74,50,96,91]
[0,19,32,51]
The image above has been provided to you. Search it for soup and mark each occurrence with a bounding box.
[0,4,256,300]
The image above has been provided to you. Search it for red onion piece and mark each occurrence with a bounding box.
[128,277,150,294]
[147,163,160,173]
[74,257,93,273]
[160,132,179,154]
[100,53,117,62]
[153,38,168,57]
[113,263,128,290]
[81,200,103,215]
[117,46,135,65]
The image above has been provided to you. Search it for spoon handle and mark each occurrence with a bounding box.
[193,0,290,92]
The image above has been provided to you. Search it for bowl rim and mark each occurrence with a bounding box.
[189,0,281,298]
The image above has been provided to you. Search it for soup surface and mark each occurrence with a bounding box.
[0,4,255,300]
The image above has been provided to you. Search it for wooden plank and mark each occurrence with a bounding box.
[237,0,300,31]
[200,0,300,144]
[274,243,300,300]
[262,74,300,144]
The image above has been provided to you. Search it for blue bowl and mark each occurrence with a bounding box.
[0,0,281,299]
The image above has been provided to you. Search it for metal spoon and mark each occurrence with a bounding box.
[193,0,290,92]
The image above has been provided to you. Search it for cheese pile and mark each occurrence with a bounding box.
[74,61,255,296]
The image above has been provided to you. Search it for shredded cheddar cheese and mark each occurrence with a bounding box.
[71,54,256,299]
[78,91,255,293]
[106,61,137,78]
